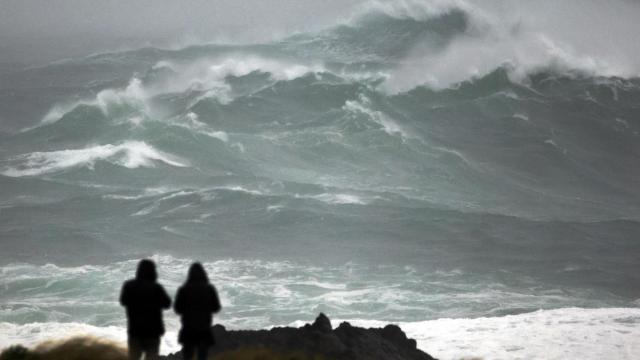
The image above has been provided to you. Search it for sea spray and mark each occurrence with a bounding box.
[1,1,640,359]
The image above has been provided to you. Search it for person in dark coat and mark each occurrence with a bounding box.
[174,262,221,360]
[120,259,172,360]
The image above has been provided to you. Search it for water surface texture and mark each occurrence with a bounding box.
[1,2,640,359]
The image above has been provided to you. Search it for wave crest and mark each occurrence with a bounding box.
[1,141,188,177]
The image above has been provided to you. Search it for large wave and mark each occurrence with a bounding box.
[1,255,638,359]
[2,141,187,177]
[3,307,639,359]
[1,2,640,358]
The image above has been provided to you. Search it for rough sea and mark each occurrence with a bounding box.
[1,2,639,359]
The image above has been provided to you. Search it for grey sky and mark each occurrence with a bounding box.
[0,0,363,39]
[0,0,364,64]
[2,0,640,70]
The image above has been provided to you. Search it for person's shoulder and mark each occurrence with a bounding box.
[154,282,169,292]
[120,279,137,298]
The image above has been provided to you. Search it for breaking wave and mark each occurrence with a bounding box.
[1,2,640,359]
[2,255,638,359]
[2,141,187,177]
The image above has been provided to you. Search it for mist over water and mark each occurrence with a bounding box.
[1,1,640,359]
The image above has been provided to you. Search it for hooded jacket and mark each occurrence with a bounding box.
[174,263,221,345]
[120,260,172,337]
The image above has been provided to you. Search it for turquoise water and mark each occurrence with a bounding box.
[1,3,639,359]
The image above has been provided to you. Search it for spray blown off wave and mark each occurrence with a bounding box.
[1,256,639,359]
[2,142,187,177]
[1,1,640,359]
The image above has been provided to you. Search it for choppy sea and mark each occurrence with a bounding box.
[1,1,639,359]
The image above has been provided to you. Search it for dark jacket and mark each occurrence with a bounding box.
[120,262,171,338]
[174,275,221,345]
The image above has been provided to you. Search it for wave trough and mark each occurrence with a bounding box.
[1,1,640,359]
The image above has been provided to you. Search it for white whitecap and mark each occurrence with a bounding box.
[149,57,325,104]
[368,307,640,360]
[170,112,229,142]
[216,186,264,196]
[343,95,410,140]
[1,141,188,177]
[513,113,530,121]
[36,78,150,129]
[297,192,367,205]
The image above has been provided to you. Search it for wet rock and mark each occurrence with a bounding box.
[312,312,332,333]
[162,314,436,360]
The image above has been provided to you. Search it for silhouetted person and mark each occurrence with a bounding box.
[120,259,171,360]
[174,262,221,360]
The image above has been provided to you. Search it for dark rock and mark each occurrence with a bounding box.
[311,313,332,333]
[382,324,407,341]
[0,345,31,360]
[162,314,436,360]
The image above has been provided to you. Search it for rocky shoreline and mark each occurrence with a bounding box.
[0,314,437,360]
[162,313,436,360]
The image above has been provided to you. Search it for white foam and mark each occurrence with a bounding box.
[132,190,198,216]
[4,308,638,359]
[35,55,324,129]
[430,145,472,166]
[291,191,368,205]
[215,185,264,196]
[309,193,367,205]
[513,113,530,122]
[336,307,640,360]
[149,56,325,104]
[171,112,229,142]
[205,57,323,82]
[102,187,176,201]
[381,1,640,92]
[266,204,284,212]
[615,118,629,129]
[352,0,472,23]
[130,187,263,216]
[38,78,150,127]
[2,257,640,359]
[36,53,326,132]
[1,141,188,177]
[102,194,149,200]
[95,78,148,115]
[343,95,410,140]
[39,106,70,127]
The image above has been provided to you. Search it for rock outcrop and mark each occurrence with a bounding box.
[162,313,436,360]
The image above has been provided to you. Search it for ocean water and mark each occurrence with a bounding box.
[1,1,640,359]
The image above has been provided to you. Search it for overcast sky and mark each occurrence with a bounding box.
[2,0,640,70]
[0,0,364,64]
[0,0,366,39]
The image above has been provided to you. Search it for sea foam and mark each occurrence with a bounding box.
[2,308,638,359]
[2,141,187,177]
[338,307,640,360]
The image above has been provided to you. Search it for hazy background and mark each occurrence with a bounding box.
[1,1,640,359]
[0,0,363,65]
[2,0,640,69]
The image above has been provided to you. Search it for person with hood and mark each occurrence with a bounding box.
[120,259,172,360]
[174,262,221,360]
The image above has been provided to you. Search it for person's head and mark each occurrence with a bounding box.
[186,262,209,284]
[135,259,157,282]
